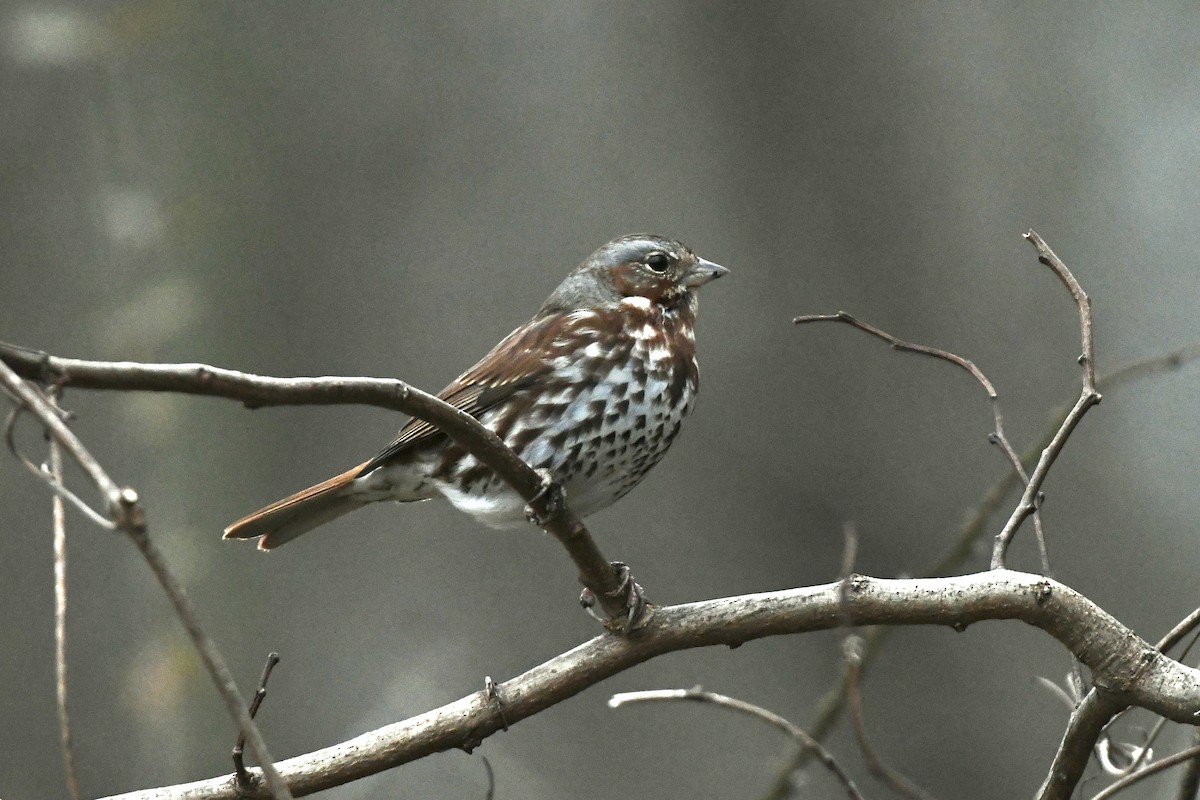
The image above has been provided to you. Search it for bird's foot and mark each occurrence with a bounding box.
[524,468,566,527]
[580,561,651,633]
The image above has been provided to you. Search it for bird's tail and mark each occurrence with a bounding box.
[224,462,371,550]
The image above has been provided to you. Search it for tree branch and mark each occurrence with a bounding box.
[991,231,1101,568]
[0,342,642,627]
[97,570,1200,799]
[804,339,1200,748]
[49,410,81,800]
[0,358,293,800]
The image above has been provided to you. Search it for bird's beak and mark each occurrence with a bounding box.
[685,258,730,288]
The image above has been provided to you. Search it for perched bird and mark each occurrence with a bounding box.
[225,234,728,550]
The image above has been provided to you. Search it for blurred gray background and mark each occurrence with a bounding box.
[3,2,1200,798]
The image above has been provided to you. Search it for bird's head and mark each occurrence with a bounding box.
[544,234,728,314]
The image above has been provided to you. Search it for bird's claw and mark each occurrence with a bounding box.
[524,468,566,527]
[579,561,651,633]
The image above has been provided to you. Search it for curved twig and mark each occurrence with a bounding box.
[609,687,865,800]
[1090,741,1200,800]
[3,398,116,529]
[805,340,1200,747]
[789,310,1055,571]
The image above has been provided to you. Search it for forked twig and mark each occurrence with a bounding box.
[805,339,1200,750]
[990,231,1101,568]
[609,687,865,799]
[792,309,1051,569]
[234,653,282,786]
[4,403,115,530]
[0,357,293,800]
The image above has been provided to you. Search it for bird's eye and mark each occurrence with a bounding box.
[645,252,670,273]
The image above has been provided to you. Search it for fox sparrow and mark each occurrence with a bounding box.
[224,234,728,550]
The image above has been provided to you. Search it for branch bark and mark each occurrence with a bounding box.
[99,571,1200,800]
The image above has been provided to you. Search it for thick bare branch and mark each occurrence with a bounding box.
[0,342,640,627]
[1037,581,1200,797]
[98,571,1200,800]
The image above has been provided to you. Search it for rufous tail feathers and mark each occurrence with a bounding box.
[224,462,370,550]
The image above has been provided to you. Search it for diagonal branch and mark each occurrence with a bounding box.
[0,341,639,628]
[97,570,1200,800]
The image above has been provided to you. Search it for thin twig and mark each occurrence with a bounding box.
[790,311,1057,572]
[609,687,865,800]
[1175,728,1200,800]
[1024,230,1097,392]
[0,358,293,800]
[125,525,292,799]
[0,359,121,503]
[1090,742,1200,800]
[791,312,998,397]
[0,342,643,629]
[1159,607,1200,655]
[49,399,81,800]
[234,653,282,786]
[480,755,495,800]
[4,401,116,529]
[842,637,940,800]
[991,231,1102,568]
[837,525,938,800]
[804,340,1200,751]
